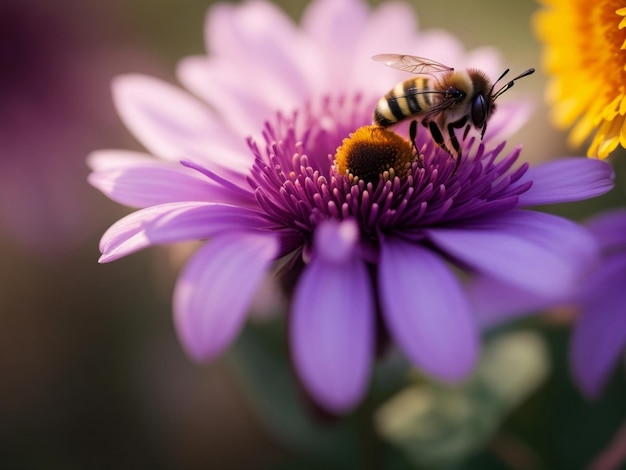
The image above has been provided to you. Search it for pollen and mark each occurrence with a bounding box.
[334,126,415,184]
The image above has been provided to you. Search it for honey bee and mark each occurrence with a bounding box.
[372,53,534,166]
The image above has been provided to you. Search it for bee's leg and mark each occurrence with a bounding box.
[409,120,418,151]
[447,117,468,155]
[428,121,453,155]
[463,124,471,140]
[447,116,468,174]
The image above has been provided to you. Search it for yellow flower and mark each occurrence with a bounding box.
[534,0,626,158]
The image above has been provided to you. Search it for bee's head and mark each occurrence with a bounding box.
[477,66,535,139]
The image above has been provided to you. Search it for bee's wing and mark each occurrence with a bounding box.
[372,54,454,75]
[388,88,460,120]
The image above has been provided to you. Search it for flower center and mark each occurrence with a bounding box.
[247,95,531,253]
[334,125,416,184]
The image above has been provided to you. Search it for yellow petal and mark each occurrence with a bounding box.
[597,136,620,158]
[620,95,626,115]
[569,113,596,146]
[590,117,623,158]
[602,92,624,121]
[619,118,626,147]
[536,0,626,159]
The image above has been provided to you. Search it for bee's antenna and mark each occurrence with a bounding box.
[492,68,535,101]
[489,68,510,96]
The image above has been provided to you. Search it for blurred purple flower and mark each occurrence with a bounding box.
[0,0,154,254]
[89,0,614,412]
[470,206,626,399]
[0,1,93,252]
[570,209,626,398]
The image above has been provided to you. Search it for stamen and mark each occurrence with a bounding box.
[246,95,530,235]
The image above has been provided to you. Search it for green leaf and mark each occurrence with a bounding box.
[226,322,359,467]
[375,330,549,469]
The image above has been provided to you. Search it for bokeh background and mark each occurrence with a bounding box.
[2,0,625,468]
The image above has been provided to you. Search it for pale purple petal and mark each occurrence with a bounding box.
[178,0,324,136]
[468,276,566,329]
[177,57,288,139]
[112,74,251,173]
[517,158,614,207]
[586,209,626,251]
[205,1,301,61]
[426,210,598,297]
[86,149,154,171]
[349,2,422,95]
[314,217,361,263]
[174,233,279,360]
[463,46,503,78]
[408,29,465,69]
[379,238,478,381]
[483,100,534,143]
[301,0,369,91]
[88,150,230,208]
[291,221,374,413]
[99,202,269,263]
[571,253,626,398]
[358,1,419,56]
[203,1,318,102]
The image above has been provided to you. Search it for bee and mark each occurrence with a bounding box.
[372,53,534,167]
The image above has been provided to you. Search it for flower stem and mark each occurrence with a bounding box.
[358,392,382,470]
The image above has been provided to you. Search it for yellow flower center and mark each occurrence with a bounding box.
[334,126,415,184]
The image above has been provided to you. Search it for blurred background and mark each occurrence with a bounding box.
[1,0,624,468]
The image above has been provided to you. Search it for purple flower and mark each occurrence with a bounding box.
[469,206,626,400]
[89,0,614,412]
[570,209,626,398]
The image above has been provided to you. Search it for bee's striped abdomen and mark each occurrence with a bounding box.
[373,77,434,127]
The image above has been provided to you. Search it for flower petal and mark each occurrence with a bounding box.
[301,0,369,91]
[516,157,614,207]
[178,1,325,136]
[112,74,251,173]
[88,150,232,208]
[426,210,598,297]
[483,100,534,143]
[291,220,374,413]
[586,209,626,251]
[205,1,318,101]
[379,238,478,381]
[314,217,361,263]
[346,1,422,95]
[99,202,269,263]
[174,233,279,360]
[571,253,626,398]
[86,149,154,171]
[468,276,565,329]
[177,56,290,139]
